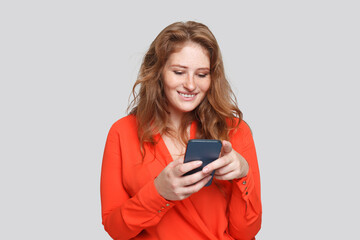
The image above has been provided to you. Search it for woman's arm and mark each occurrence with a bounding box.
[100,124,175,240]
[200,120,262,239]
[227,121,262,240]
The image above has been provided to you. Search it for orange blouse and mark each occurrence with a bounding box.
[101,115,262,240]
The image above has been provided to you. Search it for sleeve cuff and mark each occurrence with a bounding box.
[136,180,175,216]
[233,166,255,200]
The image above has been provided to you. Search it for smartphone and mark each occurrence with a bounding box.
[183,139,222,186]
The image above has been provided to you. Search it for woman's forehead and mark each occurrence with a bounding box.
[165,42,210,68]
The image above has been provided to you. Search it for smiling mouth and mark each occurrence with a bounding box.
[178,92,196,98]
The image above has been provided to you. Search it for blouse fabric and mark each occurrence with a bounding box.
[101,115,262,240]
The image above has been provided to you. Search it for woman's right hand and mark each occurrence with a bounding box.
[154,159,212,201]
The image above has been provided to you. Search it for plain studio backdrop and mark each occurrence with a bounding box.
[0,0,359,239]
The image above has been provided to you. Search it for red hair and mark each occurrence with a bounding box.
[128,21,242,151]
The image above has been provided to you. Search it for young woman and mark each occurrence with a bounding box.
[101,21,262,240]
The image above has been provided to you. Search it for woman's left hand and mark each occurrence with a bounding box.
[202,140,249,180]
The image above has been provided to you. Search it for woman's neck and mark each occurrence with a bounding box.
[168,112,184,132]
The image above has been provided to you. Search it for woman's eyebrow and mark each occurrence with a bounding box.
[170,64,210,71]
[170,64,187,69]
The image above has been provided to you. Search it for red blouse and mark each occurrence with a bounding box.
[101,115,262,239]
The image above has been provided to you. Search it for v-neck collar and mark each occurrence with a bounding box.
[189,120,197,139]
[154,121,197,165]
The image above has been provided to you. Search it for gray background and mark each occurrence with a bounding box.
[1,0,359,239]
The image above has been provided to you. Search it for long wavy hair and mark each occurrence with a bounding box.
[128,21,242,151]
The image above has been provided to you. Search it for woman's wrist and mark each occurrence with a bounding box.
[238,157,249,179]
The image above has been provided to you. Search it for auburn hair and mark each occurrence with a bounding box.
[128,21,242,151]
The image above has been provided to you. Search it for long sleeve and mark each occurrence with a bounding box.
[228,121,262,240]
[100,121,175,240]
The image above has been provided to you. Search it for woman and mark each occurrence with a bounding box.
[101,21,262,240]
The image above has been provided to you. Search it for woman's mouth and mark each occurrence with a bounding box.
[179,92,196,98]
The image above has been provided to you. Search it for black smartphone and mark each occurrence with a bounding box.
[183,139,222,186]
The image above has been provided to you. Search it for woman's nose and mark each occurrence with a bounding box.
[183,74,196,91]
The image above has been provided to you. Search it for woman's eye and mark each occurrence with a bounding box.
[198,73,208,78]
[174,71,183,75]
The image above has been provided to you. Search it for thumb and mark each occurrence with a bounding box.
[221,140,232,155]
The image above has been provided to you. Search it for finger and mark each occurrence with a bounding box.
[176,157,185,164]
[181,170,211,186]
[214,163,235,176]
[214,170,239,181]
[174,160,203,176]
[221,140,232,156]
[183,175,213,195]
[168,158,183,168]
[167,158,185,175]
[202,155,230,174]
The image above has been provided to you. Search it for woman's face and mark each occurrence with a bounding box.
[162,42,211,118]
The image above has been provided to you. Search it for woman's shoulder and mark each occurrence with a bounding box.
[108,114,138,134]
[228,117,252,137]
[227,118,255,152]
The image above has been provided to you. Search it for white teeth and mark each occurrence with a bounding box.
[179,92,195,98]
